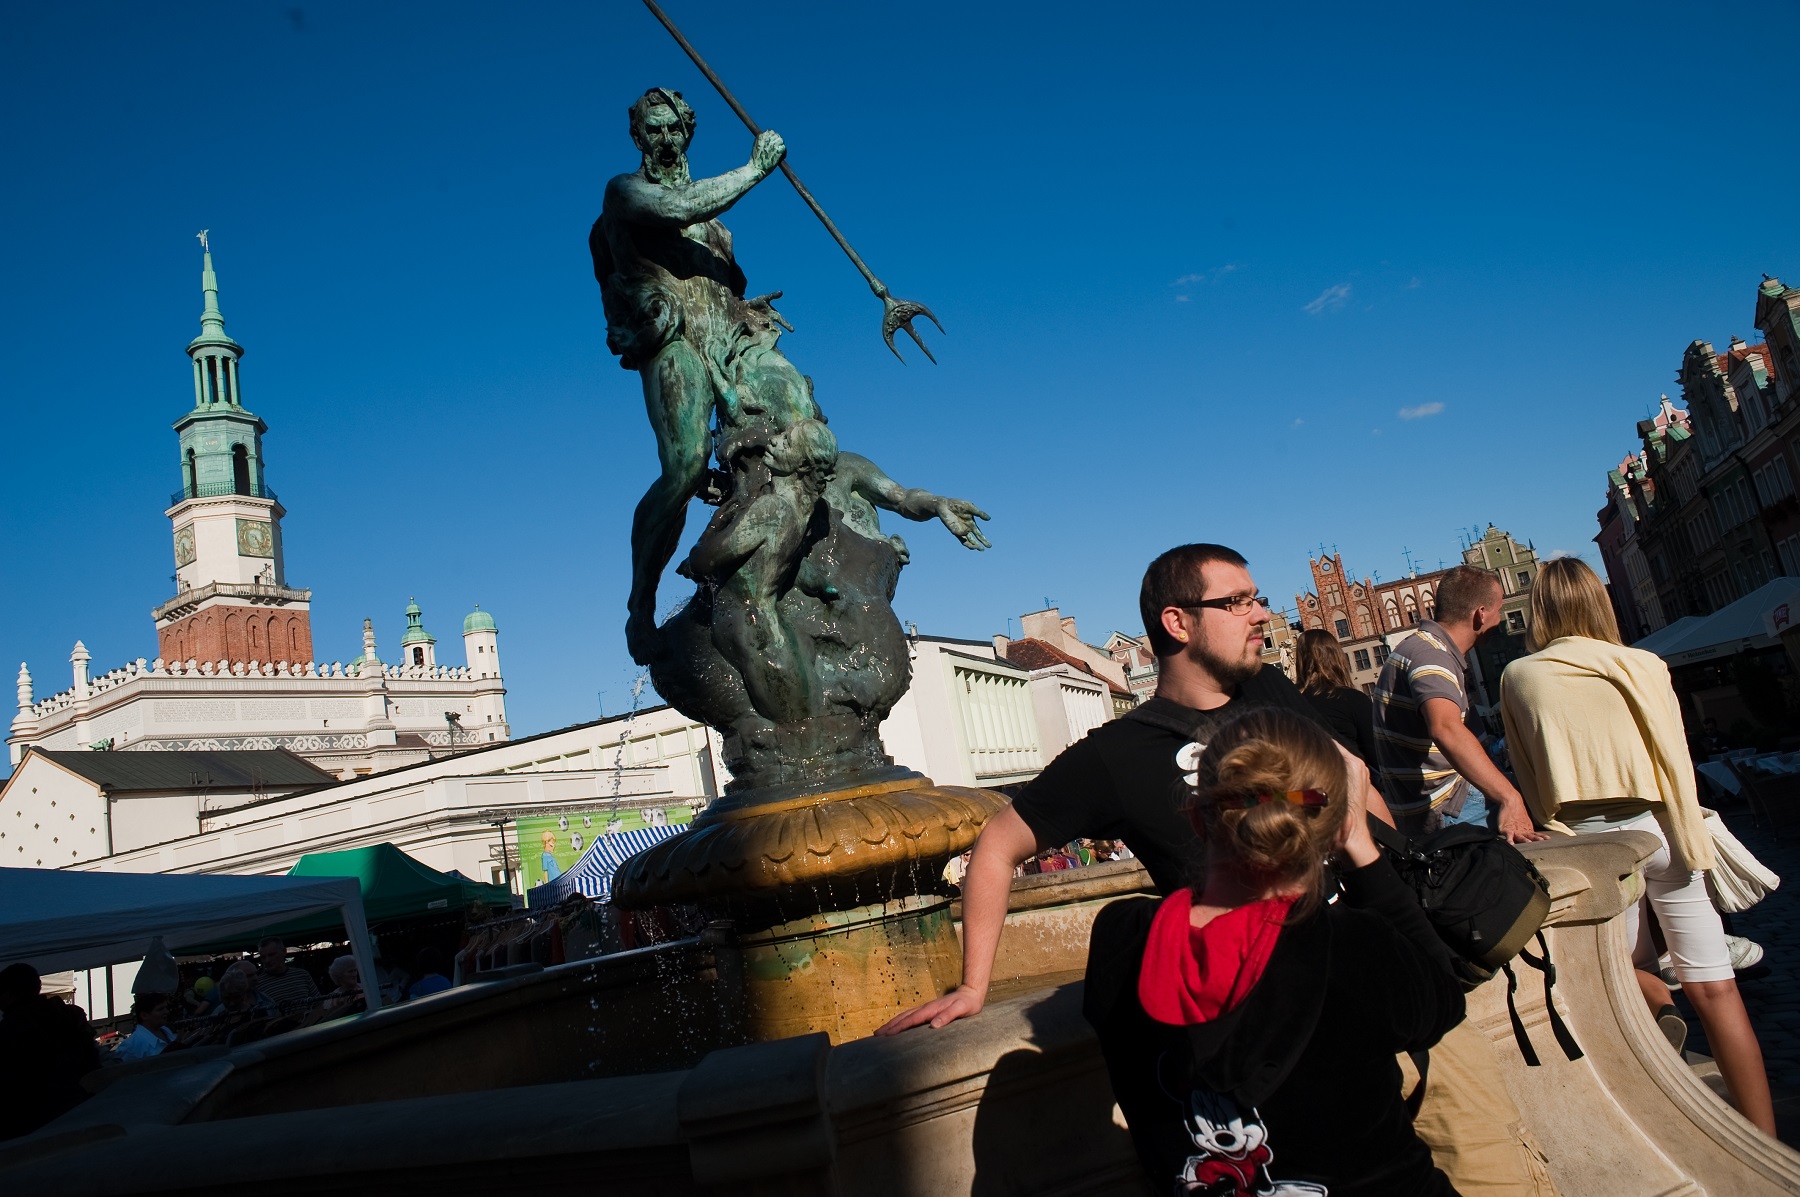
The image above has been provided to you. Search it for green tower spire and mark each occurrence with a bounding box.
[187,232,242,359]
[401,599,436,646]
[172,232,269,503]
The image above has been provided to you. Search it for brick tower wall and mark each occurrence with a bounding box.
[158,606,314,666]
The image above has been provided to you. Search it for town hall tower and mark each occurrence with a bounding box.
[153,241,313,666]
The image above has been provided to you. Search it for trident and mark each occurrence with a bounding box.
[642,0,944,364]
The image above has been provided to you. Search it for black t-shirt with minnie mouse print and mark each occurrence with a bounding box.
[1010,665,1339,895]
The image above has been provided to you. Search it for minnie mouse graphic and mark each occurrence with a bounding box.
[1178,1089,1327,1196]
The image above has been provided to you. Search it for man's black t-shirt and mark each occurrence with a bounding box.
[1010,665,1334,895]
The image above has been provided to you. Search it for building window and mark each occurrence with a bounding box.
[1334,619,1350,638]
[1353,649,1371,672]
[1507,610,1525,632]
[1516,570,1530,588]
[1374,644,1391,664]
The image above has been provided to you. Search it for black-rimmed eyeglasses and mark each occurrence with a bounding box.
[1179,595,1270,616]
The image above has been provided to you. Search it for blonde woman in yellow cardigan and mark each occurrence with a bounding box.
[1500,558,1773,1135]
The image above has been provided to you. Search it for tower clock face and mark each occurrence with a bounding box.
[173,525,196,567]
[236,518,274,558]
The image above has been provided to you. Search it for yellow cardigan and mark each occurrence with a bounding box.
[1499,636,1714,872]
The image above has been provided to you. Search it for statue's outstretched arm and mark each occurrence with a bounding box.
[607,132,786,229]
[840,452,992,552]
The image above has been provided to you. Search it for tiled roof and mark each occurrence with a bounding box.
[1000,638,1132,696]
[29,749,333,793]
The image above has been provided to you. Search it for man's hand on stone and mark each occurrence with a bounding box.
[1496,799,1549,845]
[874,983,984,1036]
[751,130,786,176]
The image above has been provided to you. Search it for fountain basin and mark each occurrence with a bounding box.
[10,836,1798,1194]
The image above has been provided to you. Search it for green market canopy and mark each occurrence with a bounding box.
[286,843,512,924]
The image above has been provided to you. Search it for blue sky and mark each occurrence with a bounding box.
[4,1,1798,740]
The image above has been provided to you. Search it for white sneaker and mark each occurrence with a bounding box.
[1659,937,1764,987]
[1728,935,1765,971]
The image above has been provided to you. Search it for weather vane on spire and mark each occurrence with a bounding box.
[196,229,210,252]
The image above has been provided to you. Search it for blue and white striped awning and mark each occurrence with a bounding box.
[525,823,687,907]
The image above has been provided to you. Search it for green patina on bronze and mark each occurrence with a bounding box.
[591,89,989,796]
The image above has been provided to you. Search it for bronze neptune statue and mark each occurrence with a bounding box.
[591,88,989,794]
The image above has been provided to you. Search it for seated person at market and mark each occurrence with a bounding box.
[319,955,366,1018]
[114,993,180,1062]
[1084,708,1465,1196]
[254,937,320,1015]
[180,974,216,1016]
[407,948,453,999]
[212,969,277,1020]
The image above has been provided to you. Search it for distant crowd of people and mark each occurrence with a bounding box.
[0,935,462,1142]
[880,544,1779,1194]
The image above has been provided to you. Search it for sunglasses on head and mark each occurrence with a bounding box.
[1212,789,1330,811]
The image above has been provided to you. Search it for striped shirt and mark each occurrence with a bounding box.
[256,965,320,1014]
[1373,620,1475,833]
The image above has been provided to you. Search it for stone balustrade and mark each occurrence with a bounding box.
[24,658,486,718]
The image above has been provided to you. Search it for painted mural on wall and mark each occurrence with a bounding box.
[515,806,693,891]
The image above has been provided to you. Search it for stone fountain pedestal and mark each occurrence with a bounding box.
[613,768,1005,1042]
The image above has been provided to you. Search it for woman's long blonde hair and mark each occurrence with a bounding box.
[1187,708,1350,917]
[1527,557,1623,651]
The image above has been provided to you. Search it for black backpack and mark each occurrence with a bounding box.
[1368,818,1581,1067]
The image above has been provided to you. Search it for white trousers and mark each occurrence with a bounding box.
[1607,811,1734,984]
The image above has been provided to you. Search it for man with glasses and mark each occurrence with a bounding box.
[879,543,1353,1037]
[877,544,1559,1197]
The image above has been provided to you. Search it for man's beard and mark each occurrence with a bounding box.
[1191,638,1262,689]
[643,149,691,186]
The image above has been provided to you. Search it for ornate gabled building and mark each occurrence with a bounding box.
[7,244,511,777]
[1295,528,1540,707]
[1596,452,1663,641]
[1601,275,1800,633]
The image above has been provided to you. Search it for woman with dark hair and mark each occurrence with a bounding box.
[1084,708,1464,1195]
[1502,556,1774,1135]
[1295,627,1379,770]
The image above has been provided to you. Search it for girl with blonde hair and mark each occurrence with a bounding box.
[1501,556,1773,1134]
[1085,708,1464,1195]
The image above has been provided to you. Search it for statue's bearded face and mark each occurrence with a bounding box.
[636,106,691,173]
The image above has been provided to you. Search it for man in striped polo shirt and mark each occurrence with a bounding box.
[254,937,321,1016]
[1373,566,1547,846]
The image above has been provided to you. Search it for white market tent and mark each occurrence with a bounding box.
[1631,614,1706,659]
[0,867,383,1011]
[1634,578,1800,668]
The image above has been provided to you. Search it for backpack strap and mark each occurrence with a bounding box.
[1519,932,1583,1062]
[1501,932,1583,1067]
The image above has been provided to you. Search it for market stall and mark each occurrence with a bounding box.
[0,866,382,1012]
